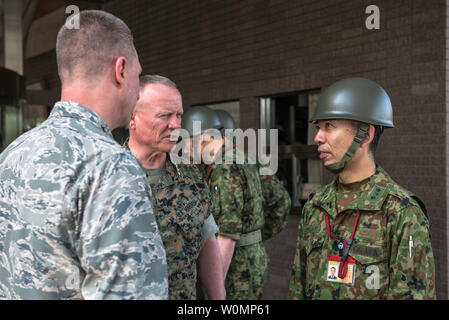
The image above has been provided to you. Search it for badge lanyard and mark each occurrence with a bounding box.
[325,212,361,279]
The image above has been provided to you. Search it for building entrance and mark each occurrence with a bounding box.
[260,89,322,213]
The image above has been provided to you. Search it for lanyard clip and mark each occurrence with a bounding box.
[341,238,353,259]
[337,239,353,258]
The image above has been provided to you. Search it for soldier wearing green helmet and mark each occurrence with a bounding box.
[127,76,225,300]
[289,77,435,300]
[215,109,291,241]
[182,106,223,136]
[215,109,236,131]
[182,106,268,300]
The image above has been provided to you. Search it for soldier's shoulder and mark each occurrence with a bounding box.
[373,166,424,211]
[381,180,428,223]
[307,183,332,201]
[211,163,241,181]
[178,163,203,179]
[385,179,423,209]
[174,163,209,189]
[301,184,332,220]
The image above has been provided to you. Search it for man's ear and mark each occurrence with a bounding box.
[129,112,136,130]
[114,56,127,87]
[360,124,375,148]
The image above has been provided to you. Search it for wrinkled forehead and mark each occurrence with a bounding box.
[136,84,183,114]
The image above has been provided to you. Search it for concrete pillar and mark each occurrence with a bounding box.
[1,0,23,149]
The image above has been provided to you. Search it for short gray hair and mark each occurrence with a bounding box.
[139,74,177,89]
[56,10,135,82]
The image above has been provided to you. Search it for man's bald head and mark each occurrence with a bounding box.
[134,75,179,114]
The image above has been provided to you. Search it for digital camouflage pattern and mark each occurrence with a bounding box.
[288,166,435,300]
[0,101,168,300]
[259,170,291,241]
[144,156,216,300]
[206,146,267,300]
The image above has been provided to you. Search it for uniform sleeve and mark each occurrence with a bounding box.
[386,197,436,300]
[210,164,244,241]
[288,204,308,300]
[260,174,291,240]
[188,165,217,242]
[76,153,168,300]
[201,214,219,240]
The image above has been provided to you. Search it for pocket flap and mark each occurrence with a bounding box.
[304,235,325,255]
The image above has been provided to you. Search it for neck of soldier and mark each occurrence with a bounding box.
[61,76,122,131]
[338,151,376,185]
[128,138,167,169]
[202,137,225,163]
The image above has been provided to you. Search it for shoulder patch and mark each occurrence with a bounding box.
[387,185,429,220]
[411,195,428,220]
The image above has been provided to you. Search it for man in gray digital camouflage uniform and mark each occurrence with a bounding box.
[0,10,168,300]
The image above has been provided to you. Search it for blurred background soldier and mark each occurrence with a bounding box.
[214,109,292,242]
[182,106,267,300]
[288,78,435,300]
[127,75,225,300]
[0,10,167,299]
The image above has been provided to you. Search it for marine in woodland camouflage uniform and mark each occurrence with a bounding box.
[126,142,218,300]
[127,75,224,300]
[206,145,268,300]
[288,77,435,300]
[0,101,168,299]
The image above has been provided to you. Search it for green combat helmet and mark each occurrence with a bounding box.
[215,109,236,131]
[181,106,222,137]
[311,77,394,174]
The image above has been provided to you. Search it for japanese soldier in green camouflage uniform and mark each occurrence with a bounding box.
[0,11,168,299]
[181,107,267,300]
[127,75,225,300]
[214,110,291,241]
[288,78,435,300]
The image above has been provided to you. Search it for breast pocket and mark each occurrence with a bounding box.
[304,235,325,256]
[175,199,205,257]
[350,242,388,296]
[302,234,327,299]
[303,234,327,277]
[178,199,204,234]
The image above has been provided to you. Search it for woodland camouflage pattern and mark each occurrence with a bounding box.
[0,101,168,300]
[288,166,435,300]
[206,146,267,299]
[144,157,215,300]
[259,169,291,241]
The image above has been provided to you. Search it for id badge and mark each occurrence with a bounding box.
[326,254,356,286]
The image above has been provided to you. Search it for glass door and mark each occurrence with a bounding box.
[260,90,322,213]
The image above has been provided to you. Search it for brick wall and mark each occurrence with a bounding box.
[24,0,448,299]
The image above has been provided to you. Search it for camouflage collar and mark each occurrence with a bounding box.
[124,139,177,190]
[50,101,111,135]
[311,165,392,218]
[154,158,177,189]
[218,143,248,164]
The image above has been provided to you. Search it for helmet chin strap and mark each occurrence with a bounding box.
[325,123,370,174]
